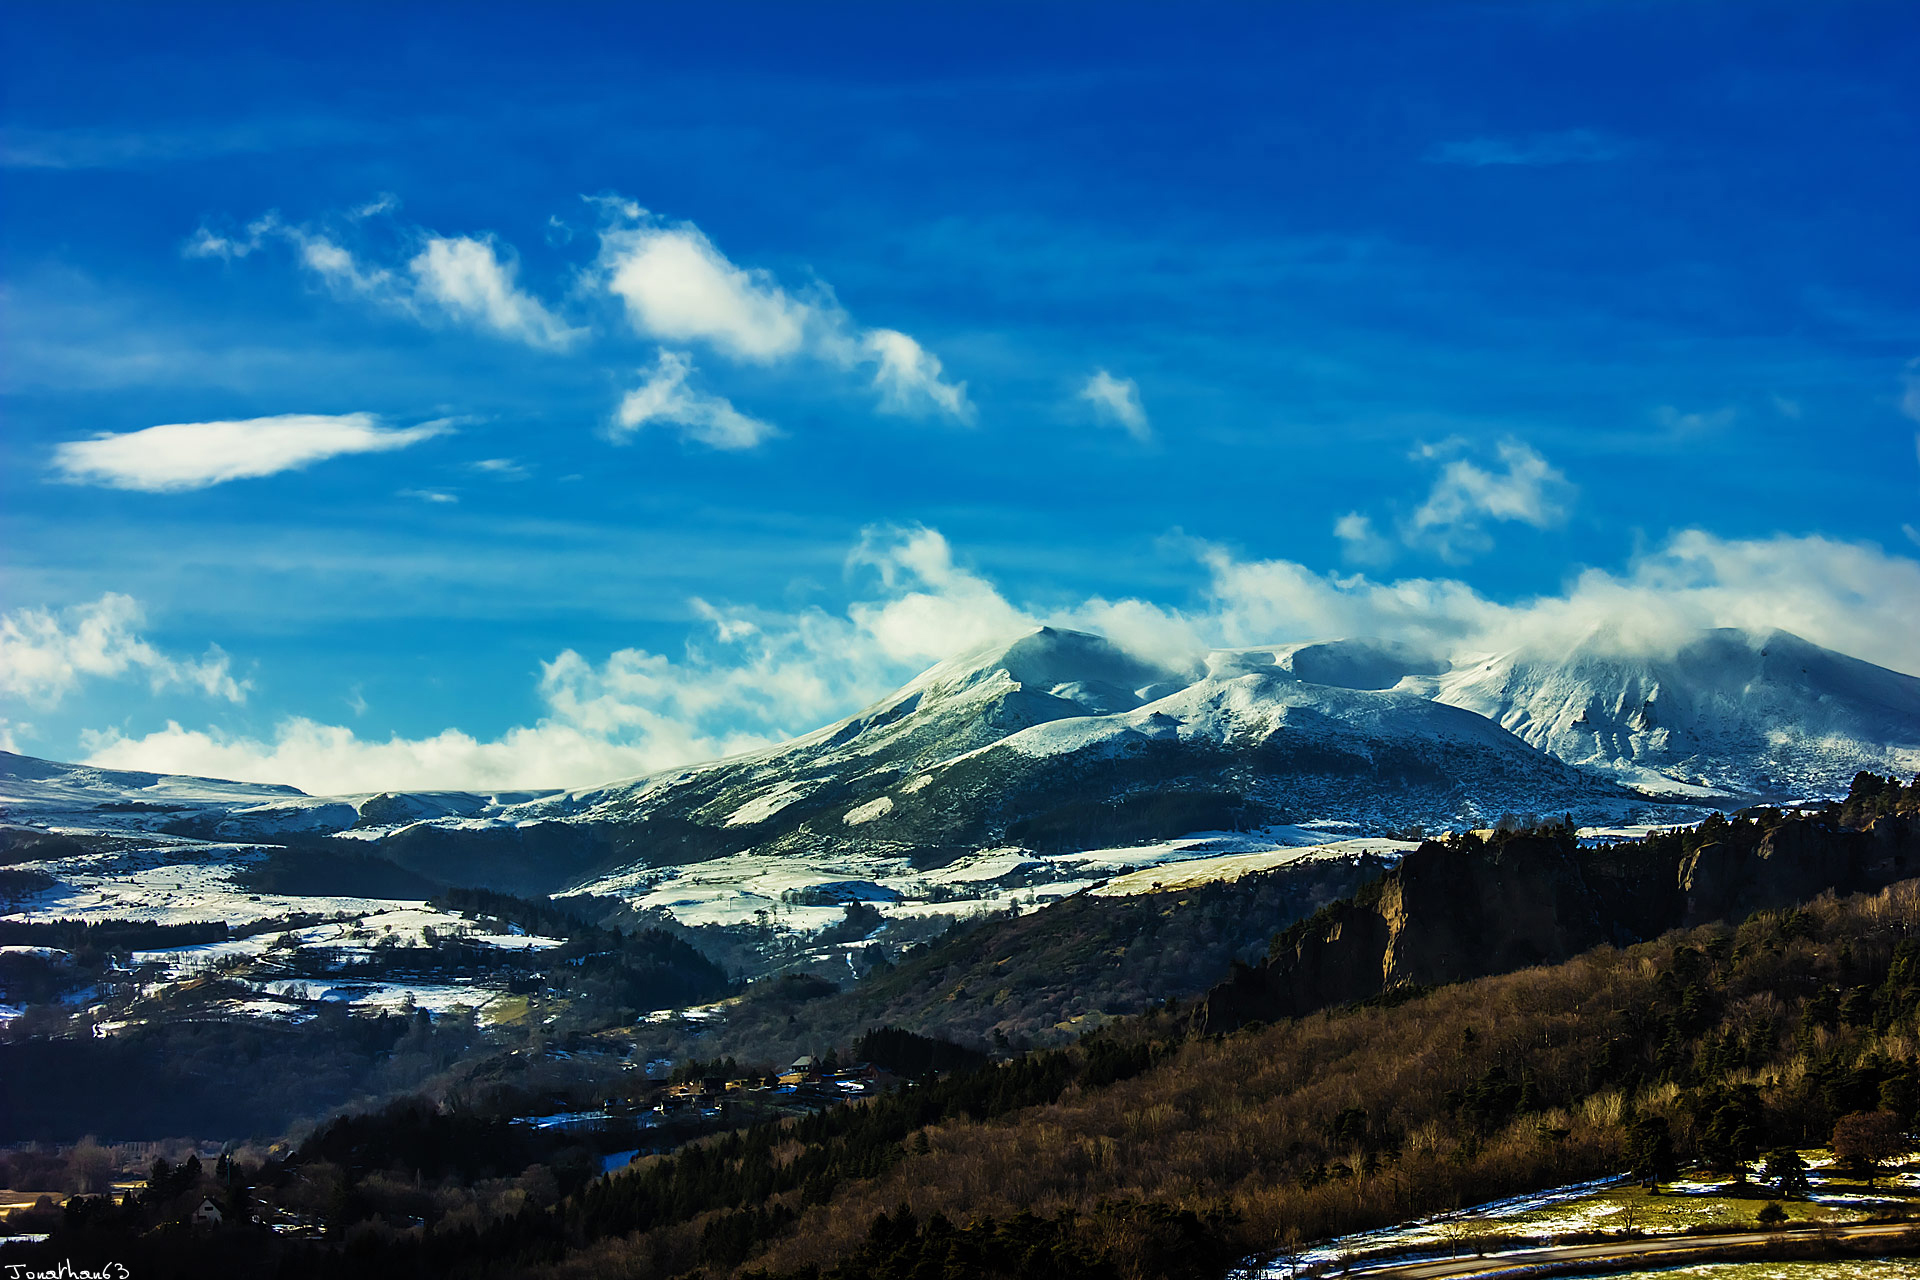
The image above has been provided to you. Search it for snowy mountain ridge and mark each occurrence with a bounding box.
[1429,626,1920,796]
[4,625,1916,913]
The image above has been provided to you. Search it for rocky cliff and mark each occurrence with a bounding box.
[1203,780,1920,1031]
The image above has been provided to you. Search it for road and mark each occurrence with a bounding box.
[1340,1220,1918,1277]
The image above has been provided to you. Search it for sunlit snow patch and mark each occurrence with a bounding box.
[842,796,895,826]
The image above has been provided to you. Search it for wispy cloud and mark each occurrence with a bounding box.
[865,329,971,422]
[1332,511,1394,566]
[185,210,582,350]
[0,593,247,707]
[612,350,780,450]
[52,413,450,492]
[399,487,459,504]
[594,201,972,424]
[1406,437,1574,560]
[408,235,582,349]
[1655,404,1738,435]
[468,457,530,479]
[1,120,349,170]
[1077,369,1151,442]
[1326,437,1578,567]
[1425,129,1624,167]
[186,196,970,437]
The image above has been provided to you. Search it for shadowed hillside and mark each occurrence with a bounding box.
[1206,775,1920,1032]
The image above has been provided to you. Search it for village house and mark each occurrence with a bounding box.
[777,1055,821,1086]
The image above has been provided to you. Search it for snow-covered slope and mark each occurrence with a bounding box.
[0,750,550,840]
[1431,627,1920,797]
[0,751,305,821]
[470,628,1643,898]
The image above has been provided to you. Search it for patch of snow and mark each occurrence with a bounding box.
[1089,837,1413,896]
[843,796,894,826]
[723,782,812,827]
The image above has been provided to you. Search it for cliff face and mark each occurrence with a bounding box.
[1202,811,1920,1032]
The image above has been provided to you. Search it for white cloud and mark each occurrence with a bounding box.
[1077,369,1150,441]
[289,226,397,298]
[595,203,972,422]
[399,488,458,504]
[82,718,676,797]
[187,197,972,427]
[408,236,583,349]
[350,193,399,220]
[52,413,449,492]
[0,593,246,707]
[73,528,1015,791]
[64,526,1920,792]
[600,222,811,361]
[1332,511,1394,566]
[1405,437,1574,560]
[1190,530,1920,675]
[613,350,780,450]
[183,215,279,261]
[1425,130,1623,166]
[864,329,973,422]
[846,526,1033,663]
[185,211,578,349]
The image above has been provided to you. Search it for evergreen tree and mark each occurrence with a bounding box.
[1764,1148,1811,1199]
[1629,1116,1676,1188]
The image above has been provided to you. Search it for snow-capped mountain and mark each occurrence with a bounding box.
[463,628,1638,890]
[8,625,1916,907]
[1431,627,1920,797]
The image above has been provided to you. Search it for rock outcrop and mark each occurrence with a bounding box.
[1203,807,1920,1032]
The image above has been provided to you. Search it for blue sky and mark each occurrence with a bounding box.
[4,2,1919,792]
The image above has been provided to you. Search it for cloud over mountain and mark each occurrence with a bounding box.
[69,524,1920,793]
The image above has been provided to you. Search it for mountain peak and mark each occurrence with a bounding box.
[907,626,1195,704]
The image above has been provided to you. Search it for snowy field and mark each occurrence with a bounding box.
[2,837,570,1029]
[574,825,1401,934]
[1260,1153,1920,1276]
[5,837,402,928]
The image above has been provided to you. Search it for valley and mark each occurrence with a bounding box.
[3,625,1920,1277]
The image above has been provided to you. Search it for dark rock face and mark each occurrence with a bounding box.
[1202,812,1920,1032]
